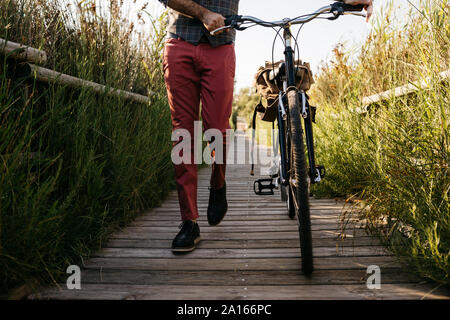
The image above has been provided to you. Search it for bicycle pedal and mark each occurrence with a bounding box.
[316,165,326,178]
[309,165,326,183]
[253,178,276,196]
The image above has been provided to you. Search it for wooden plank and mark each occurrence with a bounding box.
[147,207,346,213]
[103,237,380,249]
[153,209,348,216]
[238,284,450,300]
[154,206,327,212]
[31,283,450,300]
[144,209,343,216]
[92,246,390,259]
[109,229,370,240]
[135,213,349,221]
[159,202,344,208]
[158,196,341,203]
[117,225,362,234]
[83,256,401,271]
[129,218,359,227]
[78,268,421,286]
[152,207,341,213]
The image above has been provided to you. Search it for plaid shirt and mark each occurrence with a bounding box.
[159,0,240,47]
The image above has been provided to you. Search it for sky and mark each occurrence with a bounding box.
[144,0,417,90]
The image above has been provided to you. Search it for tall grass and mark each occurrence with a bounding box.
[0,0,173,296]
[310,0,449,284]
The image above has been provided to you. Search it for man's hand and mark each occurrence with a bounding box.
[343,0,373,22]
[200,11,226,35]
[166,0,226,35]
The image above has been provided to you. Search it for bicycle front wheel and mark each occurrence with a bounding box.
[287,90,313,275]
[281,121,296,219]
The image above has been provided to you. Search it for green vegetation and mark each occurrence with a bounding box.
[0,0,173,296]
[309,0,449,284]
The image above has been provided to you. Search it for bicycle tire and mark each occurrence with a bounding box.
[287,90,314,275]
[281,124,296,219]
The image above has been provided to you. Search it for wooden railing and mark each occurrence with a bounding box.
[0,38,153,104]
[0,38,47,64]
[357,69,449,114]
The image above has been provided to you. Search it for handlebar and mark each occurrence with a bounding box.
[211,2,366,36]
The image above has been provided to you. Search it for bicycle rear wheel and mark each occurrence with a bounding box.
[287,90,313,275]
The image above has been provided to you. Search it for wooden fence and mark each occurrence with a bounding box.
[0,38,153,105]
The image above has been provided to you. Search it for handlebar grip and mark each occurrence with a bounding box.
[224,15,233,26]
[341,3,364,11]
[333,1,364,12]
[224,15,242,26]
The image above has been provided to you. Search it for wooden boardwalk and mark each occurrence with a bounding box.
[31,132,449,300]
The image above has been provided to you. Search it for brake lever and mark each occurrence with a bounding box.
[210,23,248,36]
[327,12,340,20]
[211,15,246,36]
[327,11,366,20]
[210,25,233,36]
[343,12,367,18]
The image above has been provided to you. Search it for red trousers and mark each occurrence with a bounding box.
[163,38,235,221]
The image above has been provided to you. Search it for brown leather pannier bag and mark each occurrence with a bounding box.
[253,60,314,122]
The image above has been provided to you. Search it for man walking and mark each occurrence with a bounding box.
[158,0,373,253]
[158,0,238,253]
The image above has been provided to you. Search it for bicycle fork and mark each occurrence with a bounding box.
[277,89,325,186]
[299,91,325,184]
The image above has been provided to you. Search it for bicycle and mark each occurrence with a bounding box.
[211,2,367,275]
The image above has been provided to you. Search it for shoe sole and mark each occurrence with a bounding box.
[208,211,227,226]
[208,218,223,226]
[171,236,201,253]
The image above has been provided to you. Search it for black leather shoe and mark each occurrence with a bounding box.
[171,220,201,253]
[207,182,228,226]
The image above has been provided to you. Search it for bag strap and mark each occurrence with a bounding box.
[272,121,279,158]
[250,100,259,176]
